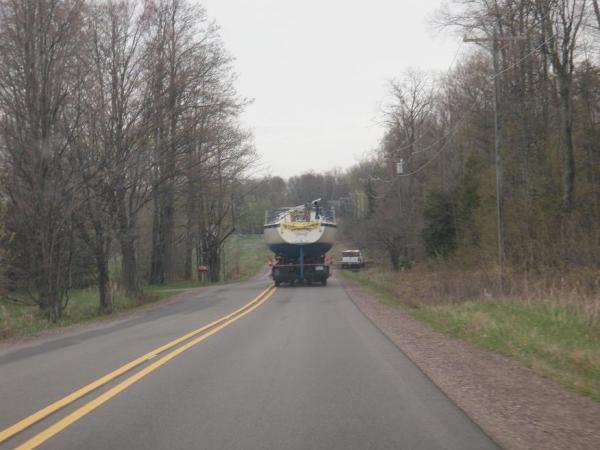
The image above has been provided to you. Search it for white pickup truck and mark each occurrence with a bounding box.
[341,250,364,269]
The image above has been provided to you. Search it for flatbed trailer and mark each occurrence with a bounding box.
[264,200,336,287]
[271,253,331,286]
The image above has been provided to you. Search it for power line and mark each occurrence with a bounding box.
[395,31,556,178]
[396,129,458,177]
[393,34,553,159]
[389,44,466,155]
[489,34,554,80]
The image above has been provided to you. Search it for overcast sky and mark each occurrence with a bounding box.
[199,0,461,179]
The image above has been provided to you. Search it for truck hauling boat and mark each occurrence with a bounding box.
[264,199,336,286]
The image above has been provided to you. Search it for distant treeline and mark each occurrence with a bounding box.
[235,173,352,234]
[246,0,600,290]
[3,0,600,321]
[0,0,255,320]
[343,0,600,293]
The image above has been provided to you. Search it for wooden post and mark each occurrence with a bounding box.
[464,33,527,291]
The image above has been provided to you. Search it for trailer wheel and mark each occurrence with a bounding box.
[274,280,280,287]
[321,279,327,286]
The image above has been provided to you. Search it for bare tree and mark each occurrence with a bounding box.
[368,71,437,269]
[78,0,150,300]
[0,0,257,319]
[0,0,86,320]
[592,0,600,28]
[145,0,228,284]
[139,0,256,284]
[194,115,255,282]
[384,71,436,158]
[537,0,587,211]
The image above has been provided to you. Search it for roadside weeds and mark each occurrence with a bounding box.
[0,235,269,344]
[341,266,600,402]
[0,285,208,349]
[340,274,600,450]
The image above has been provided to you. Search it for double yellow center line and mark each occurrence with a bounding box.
[0,285,277,449]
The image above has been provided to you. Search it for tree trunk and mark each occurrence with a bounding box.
[207,245,221,282]
[116,190,140,296]
[149,190,165,285]
[558,80,575,211]
[120,234,139,297]
[593,0,600,29]
[149,182,175,284]
[48,293,62,323]
[95,247,112,314]
[160,8,179,282]
[195,238,203,282]
[163,183,175,280]
[91,212,113,313]
[389,247,400,271]
[183,179,196,280]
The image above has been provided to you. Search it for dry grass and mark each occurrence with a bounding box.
[222,234,270,282]
[0,287,136,341]
[342,263,500,307]
[1,234,270,342]
[517,268,600,326]
[341,263,600,401]
[349,261,600,325]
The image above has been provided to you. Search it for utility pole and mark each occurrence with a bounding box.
[464,32,526,291]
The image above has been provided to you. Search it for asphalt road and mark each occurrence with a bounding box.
[0,277,498,449]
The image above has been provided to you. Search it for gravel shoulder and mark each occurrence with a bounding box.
[339,275,600,450]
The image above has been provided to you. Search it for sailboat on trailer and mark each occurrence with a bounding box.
[263,199,336,259]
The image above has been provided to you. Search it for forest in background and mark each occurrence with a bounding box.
[2,0,600,325]
[342,0,600,311]
[243,0,600,319]
[0,0,256,320]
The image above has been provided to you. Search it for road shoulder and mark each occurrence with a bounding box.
[0,286,210,351]
[339,275,600,450]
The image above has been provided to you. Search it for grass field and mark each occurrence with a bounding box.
[222,234,271,282]
[0,234,269,342]
[144,280,204,300]
[0,288,137,341]
[341,267,600,402]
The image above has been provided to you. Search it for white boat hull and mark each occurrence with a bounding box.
[264,223,336,257]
